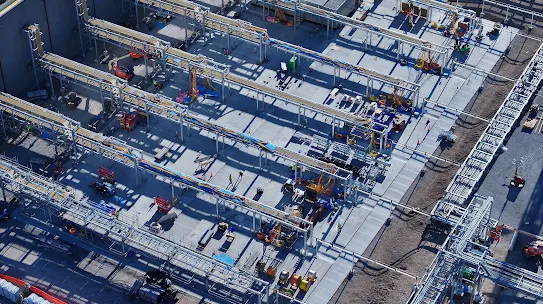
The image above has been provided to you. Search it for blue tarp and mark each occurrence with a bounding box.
[212,253,235,266]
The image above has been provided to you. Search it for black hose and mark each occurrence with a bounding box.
[43,0,54,53]
[0,60,6,92]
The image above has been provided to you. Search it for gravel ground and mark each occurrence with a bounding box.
[331,2,543,303]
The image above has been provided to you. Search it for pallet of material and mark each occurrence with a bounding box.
[154,147,169,161]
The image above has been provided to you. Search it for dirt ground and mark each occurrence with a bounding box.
[331,2,543,304]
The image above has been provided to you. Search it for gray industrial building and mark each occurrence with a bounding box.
[0,0,123,96]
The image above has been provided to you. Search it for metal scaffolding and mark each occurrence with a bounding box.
[433,41,543,225]
[130,0,422,107]
[0,155,270,304]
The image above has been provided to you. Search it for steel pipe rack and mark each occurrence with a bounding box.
[128,0,422,102]
[433,41,543,225]
[400,0,476,19]
[1,88,313,244]
[29,24,348,181]
[255,0,448,61]
[432,39,543,223]
[410,194,543,303]
[75,4,388,146]
[67,17,380,180]
[480,0,543,27]
[0,155,270,304]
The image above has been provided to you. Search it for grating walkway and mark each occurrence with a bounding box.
[433,42,543,225]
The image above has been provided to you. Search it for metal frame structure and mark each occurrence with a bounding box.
[409,195,543,303]
[254,0,449,68]
[409,38,543,304]
[0,88,313,252]
[0,155,270,304]
[129,0,422,107]
[400,0,477,21]
[75,0,233,102]
[76,1,390,154]
[27,24,352,188]
[480,0,543,27]
[433,41,543,225]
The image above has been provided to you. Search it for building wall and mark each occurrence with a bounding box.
[0,0,123,96]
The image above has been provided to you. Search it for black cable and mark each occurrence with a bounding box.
[43,0,54,53]
[0,59,7,92]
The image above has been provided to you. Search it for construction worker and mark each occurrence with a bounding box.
[239,171,244,179]
[229,174,233,184]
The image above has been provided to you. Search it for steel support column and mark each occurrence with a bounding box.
[144,56,149,80]
[178,115,184,142]
[27,35,40,89]
[259,36,263,64]
[327,17,330,39]
[70,129,78,158]
[0,177,6,202]
[50,123,58,156]
[255,91,260,114]
[184,9,188,45]
[144,101,150,131]
[48,73,56,100]
[259,150,262,170]
[252,211,256,232]
[99,81,105,112]
[221,72,225,102]
[227,25,231,52]
[216,198,220,219]
[134,159,139,187]
[202,14,207,45]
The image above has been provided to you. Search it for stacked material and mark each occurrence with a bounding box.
[0,279,20,303]
[22,294,52,304]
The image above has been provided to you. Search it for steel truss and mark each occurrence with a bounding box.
[128,0,422,107]
[433,41,543,225]
[254,0,448,67]
[0,155,270,304]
